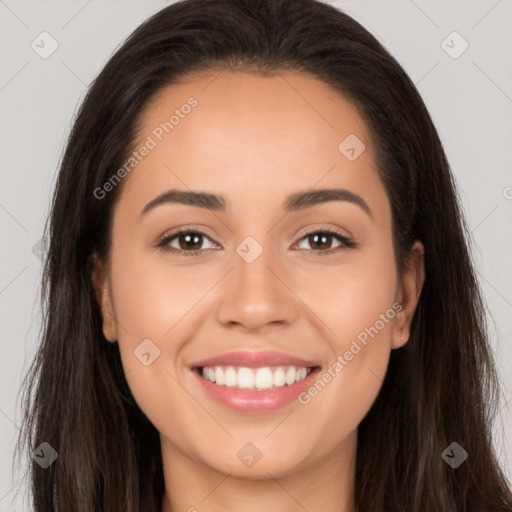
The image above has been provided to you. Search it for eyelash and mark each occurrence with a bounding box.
[156,227,357,257]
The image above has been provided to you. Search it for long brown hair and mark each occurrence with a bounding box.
[14,0,512,510]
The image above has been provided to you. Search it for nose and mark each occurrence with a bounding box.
[216,240,299,332]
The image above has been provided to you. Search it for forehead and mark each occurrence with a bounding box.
[118,70,387,221]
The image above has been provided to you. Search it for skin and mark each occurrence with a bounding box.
[93,70,424,512]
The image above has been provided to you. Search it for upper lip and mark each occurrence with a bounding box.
[190,350,319,369]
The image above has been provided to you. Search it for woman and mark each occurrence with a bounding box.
[15,0,512,510]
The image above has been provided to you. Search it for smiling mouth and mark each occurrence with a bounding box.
[194,364,320,391]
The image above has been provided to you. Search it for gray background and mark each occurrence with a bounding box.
[1,0,511,509]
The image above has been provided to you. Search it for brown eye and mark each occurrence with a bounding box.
[175,232,203,251]
[157,230,217,255]
[295,229,356,253]
[305,232,339,250]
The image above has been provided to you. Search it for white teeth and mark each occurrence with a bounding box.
[285,367,296,385]
[238,367,255,389]
[199,365,313,390]
[224,366,237,387]
[255,367,273,390]
[273,367,285,387]
[215,367,225,385]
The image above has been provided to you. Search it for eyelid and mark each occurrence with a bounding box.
[294,223,353,242]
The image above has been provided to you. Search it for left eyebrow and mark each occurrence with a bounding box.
[283,188,373,220]
[140,187,373,220]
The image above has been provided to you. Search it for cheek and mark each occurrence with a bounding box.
[297,227,398,349]
[107,249,211,440]
[109,246,215,343]
[295,233,397,424]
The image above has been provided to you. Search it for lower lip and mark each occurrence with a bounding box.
[192,367,320,413]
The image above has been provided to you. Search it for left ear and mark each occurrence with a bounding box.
[392,240,425,349]
[91,252,118,343]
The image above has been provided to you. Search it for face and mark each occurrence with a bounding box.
[93,70,424,480]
